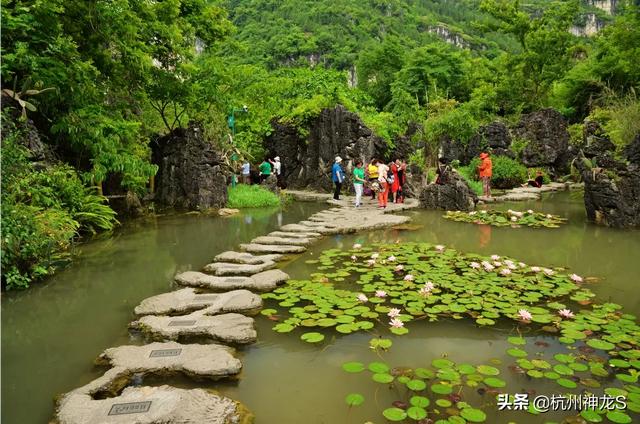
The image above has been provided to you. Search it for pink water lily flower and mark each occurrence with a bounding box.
[375,290,387,298]
[491,255,501,260]
[558,309,575,319]
[389,318,404,328]
[569,273,583,283]
[500,268,512,276]
[371,253,380,259]
[357,293,368,303]
[395,264,404,271]
[493,261,502,267]
[518,309,532,321]
[530,266,541,272]
[418,287,431,297]
[435,245,445,252]
[387,308,401,318]
[483,262,495,271]
[423,281,435,291]
[350,255,357,261]
[543,268,555,276]
[470,262,481,269]
[353,243,362,249]
[387,255,396,262]
[403,274,414,281]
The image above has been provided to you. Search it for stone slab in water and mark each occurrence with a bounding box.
[213,251,283,264]
[134,288,262,316]
[131,313,257,344]
[174,269,289,292]
[298,220,337,228]
[250,236,312,246]
[99,342,241,379]
[241,243,307,254]
[267,231,321,239]
[203,260,276,276]
[56,385,250,424]
[279,223,325,233]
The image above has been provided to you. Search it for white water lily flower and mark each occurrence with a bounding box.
[530,266,541,272]
[403,274,414,281]
[395,264,404,271]
[357,293,368,302]
[423,281,435,291]
[491,255,501,260]
[543,268,555,276]
[569,273,583,283]
[518,262,527,268]
[435,245,445,252]
[389,318,404,328]
[527,210,534,214]
[387,255,396,262]
[353,243,362,249]
[546,214,553,218]
[371,253,379,259]
[511,216,518,222]
[387,308,401,318]
[469,211,477,215]
[483,263,495,271]
[418,287,431,296]
[470,262,481,269]
[480,210,487,214]
[500,268,512,276]
[493,261,502,267]
[518,309,532,321]
[375,290,387,298]
[366,259,376,266]
[350,255,357,261]
[558,309,575,319]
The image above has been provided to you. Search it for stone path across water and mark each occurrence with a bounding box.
[54,192,418,423]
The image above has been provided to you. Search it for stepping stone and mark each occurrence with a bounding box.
[203,260,275,276]
[56,385,251,424]
[131,313,257,344]
[213,251,283,264]
[175,269,289,292]
[279,223,325,233]
[134,288,262,316]
[298,220,337,228]
[250,236,311,246]
[241,243,306,254]
[267,231,321,239]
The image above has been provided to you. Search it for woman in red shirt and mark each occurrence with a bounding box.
[478,152,492,198]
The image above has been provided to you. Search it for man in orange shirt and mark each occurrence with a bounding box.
[478,152,492,198]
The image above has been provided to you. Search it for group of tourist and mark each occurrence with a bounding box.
[240,156,283,187]
[332,157,408,209]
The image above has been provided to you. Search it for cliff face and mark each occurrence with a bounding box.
[265,106,388,191]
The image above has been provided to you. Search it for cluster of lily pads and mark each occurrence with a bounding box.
[261,242,590,338]
[261,242,639,422]
[444,209,566,228]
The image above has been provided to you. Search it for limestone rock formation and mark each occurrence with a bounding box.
[464,121,514,164]
[575,135,640,228]
[418,169,477,211]
[515,108,570,174]
[265,105,387,191]
[151,123,228,210]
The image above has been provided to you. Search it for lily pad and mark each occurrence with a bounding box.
[300,332,325,343]
[345,393,364,406]
[342,362,365,373]
[382,407,407,421]
[460,407,487,423]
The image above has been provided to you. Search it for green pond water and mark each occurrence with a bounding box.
[2,192,639,423]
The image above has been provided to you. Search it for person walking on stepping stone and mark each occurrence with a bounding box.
[478,152,493,198]
[332,156,345,200]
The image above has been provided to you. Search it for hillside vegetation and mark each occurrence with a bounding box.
[2,0,639,288]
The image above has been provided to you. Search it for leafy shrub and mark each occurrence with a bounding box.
[1,128,118,289]
[466,156,528,189]
[456,165,483,196]
[227,184,281,208]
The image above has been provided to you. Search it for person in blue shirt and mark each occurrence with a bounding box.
[332,156,345,200]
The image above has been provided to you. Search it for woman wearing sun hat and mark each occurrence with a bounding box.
[332,156,345,200]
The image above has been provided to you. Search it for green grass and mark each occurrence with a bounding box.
[227,184,281,208]
[456,166,484,196]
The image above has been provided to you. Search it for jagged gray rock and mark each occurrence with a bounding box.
[515,108,570,174]
[134,288,262,316]
[175,269,289,292]
[418,169,478,211]
[55,385,251,424]
[131,313,257,344]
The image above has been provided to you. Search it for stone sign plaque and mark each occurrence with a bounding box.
[168,320,197,327]
[149,348,182,358]
[108,401,152,415]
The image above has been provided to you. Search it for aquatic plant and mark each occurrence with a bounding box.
[444,209,566,228]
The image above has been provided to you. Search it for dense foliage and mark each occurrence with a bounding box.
[227,184,282,208]
[2,0,639,287]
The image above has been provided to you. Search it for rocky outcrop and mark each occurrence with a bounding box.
[265,105,387,191]
[516,108,570,175]
[582,120,616,158]
[575,135,640,228]
[464,121,514,164]
[418,169,477,211]
[151,123,228,210]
